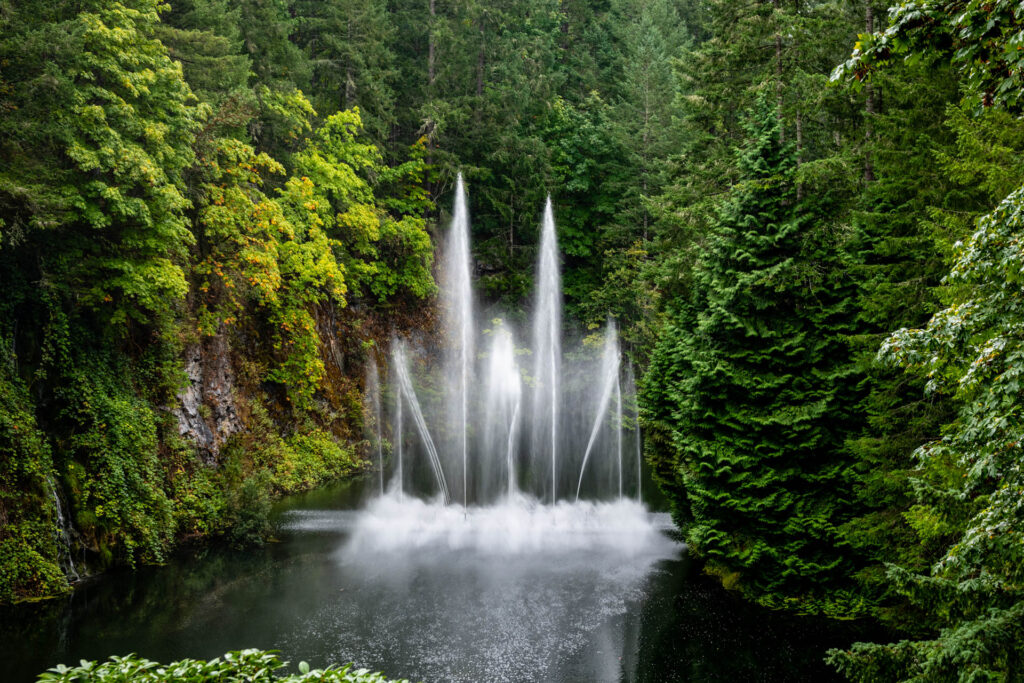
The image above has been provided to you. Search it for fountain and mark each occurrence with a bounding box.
[442,174,474,506]
[391,354,404,498]
[575,320,621,502]
[393,341,450,504]
[365,355,384,496]
[481,322,522,499]
[532,197,562,502]
[356,177,651,552]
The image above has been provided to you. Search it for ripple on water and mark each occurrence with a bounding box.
[275,494,681,682]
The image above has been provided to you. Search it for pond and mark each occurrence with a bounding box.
[1,478,880,682]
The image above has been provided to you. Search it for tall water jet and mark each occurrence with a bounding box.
[532,197,562,502]
[576,321,620,502]
[442,174,475,507]
[375,192,643,507]
[627,361,642,504]
[393,358,404,498]
[482,323,522,499]
[394,342,451,504]
[615,369,623,499]
[366,355,385,496]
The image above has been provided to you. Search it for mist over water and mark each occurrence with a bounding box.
[1,475,874,683]
[277,498,680,683]
[343,493,673,556]
[305,177,687,682]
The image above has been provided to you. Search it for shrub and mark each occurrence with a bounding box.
[36,649,409,682]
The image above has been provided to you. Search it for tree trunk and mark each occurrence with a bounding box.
[642,97,650,240]
[796,109,803,200]
[428,0,436,89]
[774,0,784,143]
[477,19,485,98]
[344,20,354,109]
[426,0,437,199]
[559,0,569,58]
[864,3,876,182]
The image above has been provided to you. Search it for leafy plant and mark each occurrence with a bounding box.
[36,649,410,682]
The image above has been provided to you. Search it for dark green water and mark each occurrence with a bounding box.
[1,480,882,682]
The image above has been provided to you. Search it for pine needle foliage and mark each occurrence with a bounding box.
[644,95,863,616]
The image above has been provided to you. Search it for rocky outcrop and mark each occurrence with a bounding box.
[174,334,243,463]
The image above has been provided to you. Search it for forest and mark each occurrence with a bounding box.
[1,0,1023,681]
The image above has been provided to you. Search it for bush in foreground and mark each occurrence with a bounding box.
[37,649,409,683]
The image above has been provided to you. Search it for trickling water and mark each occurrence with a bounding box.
[532,197,562,502]
[576,321,621,502]
[49,479,79,583]
[442,174,474,507]
[394,343,450,504]
[366,356,384,496]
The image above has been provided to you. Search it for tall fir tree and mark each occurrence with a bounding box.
[292,0,398,142]
[643,95,862,615]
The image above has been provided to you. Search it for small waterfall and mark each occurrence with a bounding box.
[442,173,475,507]
[576,321,621,502]
[49,478,79,583]
[366,355,385,496]
[394,343,451,504]
[532,197,562,502]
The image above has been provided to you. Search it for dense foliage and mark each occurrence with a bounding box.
[0,0,432,602]
[640,0,1024,679]
[2,0,1024,679]
[645,96,862,615]
[36,650,407,683]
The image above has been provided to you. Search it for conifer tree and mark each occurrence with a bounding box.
[644,95,861,614]
[292,0,397,141]
[828,5,1024,676]
[837,63,963,623]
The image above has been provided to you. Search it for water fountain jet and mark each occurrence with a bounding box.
[575,321,621,502]
[482,323,522,498]
[366,355,384,496]
[442,174,474,507]
[532,197,561,502]
[374,188,643,512]
[393,342,450,504]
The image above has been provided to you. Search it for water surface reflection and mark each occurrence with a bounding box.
[1,481,878,682]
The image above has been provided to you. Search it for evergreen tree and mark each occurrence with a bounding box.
[293,0,398,141]
[157,0,251,107]
[643,95,862,615]
[828,4,1024,678]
